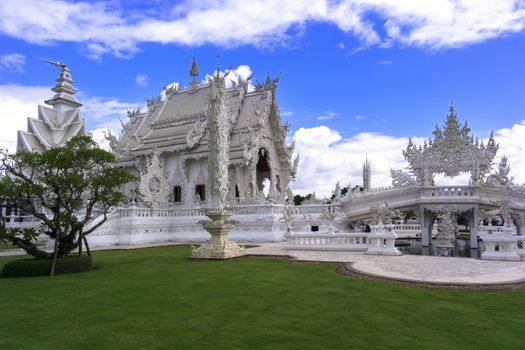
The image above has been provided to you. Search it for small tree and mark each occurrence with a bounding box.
[0,136,134,275]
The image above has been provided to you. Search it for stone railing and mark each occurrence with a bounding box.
[392,223,438,237]
[285,232,370,251]
[292,203,342,215]
[422,186,478,198]
[115,203,290,219]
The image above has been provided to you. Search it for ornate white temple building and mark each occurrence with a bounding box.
[7,59,525,261]
[88,59,307,245]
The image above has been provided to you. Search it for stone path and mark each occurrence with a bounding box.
[246,243,525,285]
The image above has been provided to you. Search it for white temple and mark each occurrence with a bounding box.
[8,60,525,261]
[85,58,305,246]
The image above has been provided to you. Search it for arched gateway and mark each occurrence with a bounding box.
[342,104,525,259]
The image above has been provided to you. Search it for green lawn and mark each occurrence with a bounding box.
[0,246,523,350]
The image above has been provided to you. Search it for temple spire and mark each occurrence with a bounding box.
[189,56,199,88]
[449,101,455,116]
[215,55,221,77]
[363,155,371,192]
[43,60,81,109]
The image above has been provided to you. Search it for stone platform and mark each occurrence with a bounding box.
[246,243,525,285]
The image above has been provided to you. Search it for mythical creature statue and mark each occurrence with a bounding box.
[485,156,513,187]
[102,129,119,153]
[390,169,417,188]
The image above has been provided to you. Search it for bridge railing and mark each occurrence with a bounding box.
[421,186,478,198]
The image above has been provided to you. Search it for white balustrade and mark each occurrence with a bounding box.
[285,232,370,251]
[423,186,477,198]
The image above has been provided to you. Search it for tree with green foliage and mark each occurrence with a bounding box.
[294,193,312,206]
[0,136,135,275]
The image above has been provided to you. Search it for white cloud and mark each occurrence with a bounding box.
[316,111,337,120]
[135,74,148,86]
[355,115,367,120]
[0,53,26,72]
[336,42,345,49]
[0,85,48,152]
[377,60,392,65]
[291,126,414,196]
[1,1,524,59]
[494,121,525,185]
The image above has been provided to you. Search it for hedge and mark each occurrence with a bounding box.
[1,255,93,278]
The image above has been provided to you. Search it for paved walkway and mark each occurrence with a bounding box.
[246,243,525,285]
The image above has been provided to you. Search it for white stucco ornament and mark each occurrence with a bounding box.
[139,152,170,209]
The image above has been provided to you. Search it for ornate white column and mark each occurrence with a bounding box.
[191,69,245,259]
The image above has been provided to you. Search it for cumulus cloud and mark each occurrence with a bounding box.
[0,53,26,72]
[1,1,524,59]
[291,126,416,196]
[135,74,148,86]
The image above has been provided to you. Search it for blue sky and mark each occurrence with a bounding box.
[0,0,524,195]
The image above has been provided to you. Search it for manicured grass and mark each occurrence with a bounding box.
[0,246,523,349]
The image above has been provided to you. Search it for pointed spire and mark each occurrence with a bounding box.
[363,155,371,192]
[215,55,221,77]
[189,56,198,79]
[189,56,199,88]
[449,101,455,115]
[43,60,81,108]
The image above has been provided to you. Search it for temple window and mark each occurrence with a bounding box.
[256,148,271,196]
[235,185,240,198]
[195,184,206,201]
[173,186,182,202]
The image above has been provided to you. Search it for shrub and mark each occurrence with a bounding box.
[1,255,93,278]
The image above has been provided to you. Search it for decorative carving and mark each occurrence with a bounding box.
[102,129,119,153]
[186,119,208,149]
[370,203,392,225]
[241,127,263,165]
[395,104,498,185]
[138,152,170,209]
[280,202,295,236]
[435,210,457,253]
[485,156,513,187]
[390,169,418,188]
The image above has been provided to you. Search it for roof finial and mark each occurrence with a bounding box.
[43,60,81,108]
[189,56,199,89]
[216,55,221,77]
[189,56,198,79]
[449,101,455,113]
